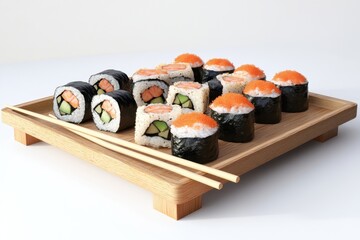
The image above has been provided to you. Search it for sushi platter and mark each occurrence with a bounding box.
[1,92,357,219]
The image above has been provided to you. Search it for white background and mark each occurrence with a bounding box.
[1,0,360,239]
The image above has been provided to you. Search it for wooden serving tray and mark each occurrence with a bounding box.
[1,93,357,219]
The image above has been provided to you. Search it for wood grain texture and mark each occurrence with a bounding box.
[14,129,41,146]
[1,93,357,219]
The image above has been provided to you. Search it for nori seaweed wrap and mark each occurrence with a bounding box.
[271,70,309,112]
[53,81,97,123]
[91,90,137,133]
[210,93,255,143]
[171,112,219,164]
[89,69,131,94]
[243,80,282,124]
[174,53,204,83]
[208,79,223,103]
[202,58,234,83]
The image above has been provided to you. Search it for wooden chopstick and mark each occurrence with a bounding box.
[7,106,239,183]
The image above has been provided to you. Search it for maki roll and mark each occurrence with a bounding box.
[208,73,248,103]
[171,112,219,164]
[210,93,255,143]
[157,63,194,84]
[135,104,182,148]
[234,64,266,81]
[91,90,137,133]
[270,70,309,112]
[243,80,282,124]
[89,69,131,94]
[166,81,209,113]
[202,58,234,82]
[174,53,204,83]
[53,81,96,123]
[132,69,170,106]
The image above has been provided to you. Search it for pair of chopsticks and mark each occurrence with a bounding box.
[7,106,240,190]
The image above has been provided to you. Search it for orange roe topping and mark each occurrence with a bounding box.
[273,70,307,84]
[174,53,204,65]
[136,69,167,76]
[243,80,281,95]
[235,64,265,77]
[160,63,187,71]
[172,112,218,129]
[205,58,234,68]
[211,93,254,110]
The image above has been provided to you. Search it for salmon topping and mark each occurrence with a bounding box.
[273,70,307,84]
[222,75,247,83]
[61,90,79,108]
[136,69,167,76]
[145,104,172,114]
[102,100,116,119]
[235,64,265,77]
[211,93,254,110]
[160,63,187,71]
[172,112,218,129]
[176,82,201,89]
[98,79,114,93]
[243,80,281,95]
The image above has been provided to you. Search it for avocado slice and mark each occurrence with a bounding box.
[56,96,62,104]
[94,104,102,114]
[177,94,189,104]
[153,120,168,132]
[173,95,181,105]
[145,123,159,135]
[94,85,98,90]
[59,101,72,115]
[60,110,66,116]
[150,96,164,104]
[182,100,193,109]
[97,89,105,95]
[158,129,170,139]
[101,111,111,124]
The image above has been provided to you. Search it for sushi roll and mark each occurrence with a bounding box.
[234,64,266,81]
[243,80,282,124]
[207,73,248,103]
[270,70,309,112]
[210,93,255,143]
[91,90,137,133]
[171,112,219,164]
[135,104,182,148]
[202,58,234,82]
[174,53,204,83]
[157,63,194,84]
[132,69,170,106]
[89,69,131,94]
[53,81,97,123]
[166,81,209,113]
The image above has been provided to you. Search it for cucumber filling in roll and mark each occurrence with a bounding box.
[145,120,170,140]
[93,79,114,95]
[173,93,194,109]
[56,90,79,115]
[94,100,116,124]
[141,85,166,104]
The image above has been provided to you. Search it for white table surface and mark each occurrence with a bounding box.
[1,49,359,240]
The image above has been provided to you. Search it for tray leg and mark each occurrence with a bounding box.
[14,129,41,146]
[153,194,202,220]
[314,127,338,143]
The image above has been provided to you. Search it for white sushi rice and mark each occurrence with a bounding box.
[233,70,265,81]
[53,86,86,123]
[245,88,281,98]
[204,64,234,72]
[157,63,195,84]
[132,80,169,107]
[210,105,254,115]
[166,82,209,113]
[132,71,171,85]
[89,73,120,90]
[134,104,182,148]
[217,73,248,94]
[91,94,121,133]
[171,123,218,139]
[269,78,308,86]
